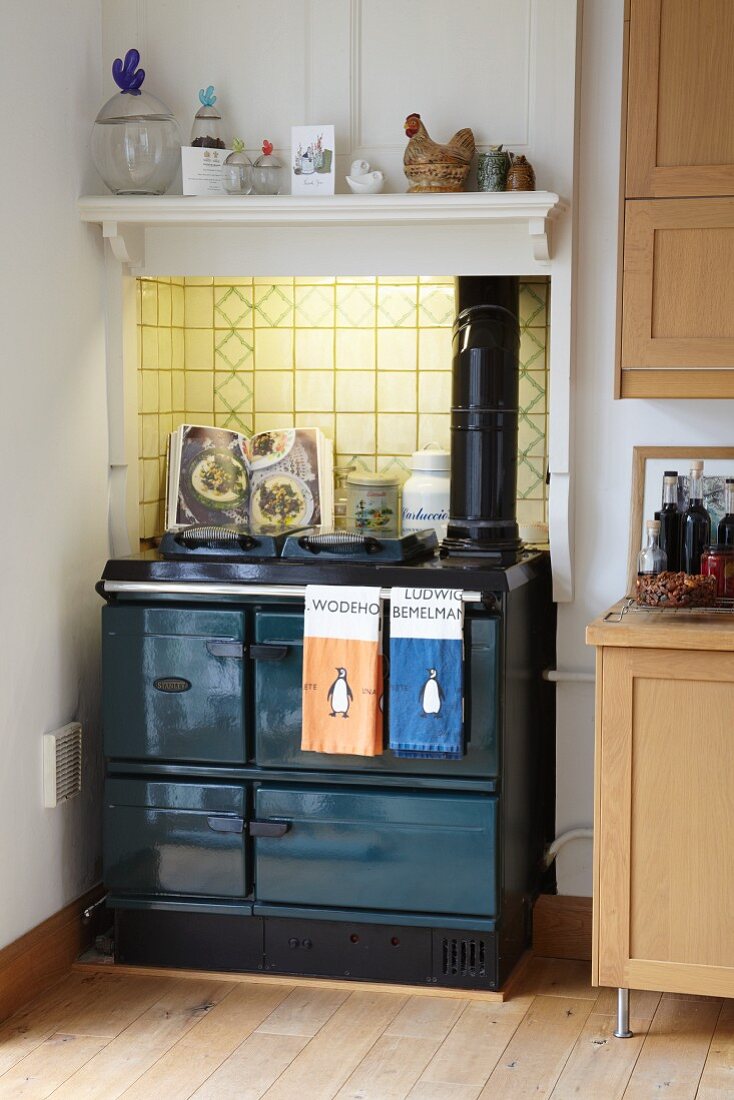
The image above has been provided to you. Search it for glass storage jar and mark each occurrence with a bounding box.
[191,85,225,148]
[347,472,399,534]
[700,544,734,598]
[91,49,181,195]
[252,140,284,194]
[222,139,253,194]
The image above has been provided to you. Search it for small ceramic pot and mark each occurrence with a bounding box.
[505,154,536,191]
[477,146,509,192]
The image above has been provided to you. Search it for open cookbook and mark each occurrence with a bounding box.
[166,424,333,530]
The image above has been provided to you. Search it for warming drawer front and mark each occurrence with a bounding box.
[253,785,498,918]
[103,605,247,764]
[253,610,499,777]
[104,777,249,900]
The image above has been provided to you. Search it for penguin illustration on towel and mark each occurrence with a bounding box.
[419,668,444,718]
[327,667,353,718]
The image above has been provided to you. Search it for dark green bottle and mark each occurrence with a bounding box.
[681,460,710,574]
[655,470,680,572]
[718,478,734,548]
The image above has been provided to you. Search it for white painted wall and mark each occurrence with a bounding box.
[0,3,108,947]
[555,0,734,894]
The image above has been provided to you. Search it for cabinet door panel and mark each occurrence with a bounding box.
[621,198,734,393]
[596,647,734,997]
[627,0,734,197]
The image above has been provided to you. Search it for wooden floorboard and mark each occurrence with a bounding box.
[0,959,731,1100]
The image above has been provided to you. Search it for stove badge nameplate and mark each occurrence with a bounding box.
[153,677,192,694]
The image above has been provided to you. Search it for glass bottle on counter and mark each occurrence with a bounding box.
[718,478,734,547]
[681,460,711,574]
[637,519,667,577]
[655,470,681,572]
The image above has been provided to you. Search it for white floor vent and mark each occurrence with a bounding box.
[43,723,82,808]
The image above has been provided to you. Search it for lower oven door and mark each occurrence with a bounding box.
[252,785,498,918]
[252,608,498,777]
[104,777,249,900]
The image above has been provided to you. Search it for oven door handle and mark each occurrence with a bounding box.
[249,820,292,838]
[207,816,245,834]
[206,640,245,659]
[249,644,290,662]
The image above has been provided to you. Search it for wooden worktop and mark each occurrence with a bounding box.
[586,600,734,651]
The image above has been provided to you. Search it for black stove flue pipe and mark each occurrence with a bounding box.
[442,277,523,560]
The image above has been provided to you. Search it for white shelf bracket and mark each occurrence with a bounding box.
[528,216,551,263]
[102,220,144,270]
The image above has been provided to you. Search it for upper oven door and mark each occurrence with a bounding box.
[252,607,499,777]
[103,604,247,764]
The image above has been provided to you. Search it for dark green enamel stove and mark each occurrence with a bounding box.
[99,551,555,990]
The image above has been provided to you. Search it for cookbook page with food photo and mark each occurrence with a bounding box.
[166,424,333,530]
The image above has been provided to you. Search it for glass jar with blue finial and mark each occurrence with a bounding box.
[91,49,181,195]
[191,86,225,148]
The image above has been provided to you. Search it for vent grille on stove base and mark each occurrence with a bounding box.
[43,723,82,808]
[441,936,487,978]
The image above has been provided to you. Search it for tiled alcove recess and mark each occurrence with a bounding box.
[137,276,549,539]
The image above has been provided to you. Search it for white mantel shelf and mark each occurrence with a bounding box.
[79,191,565,268]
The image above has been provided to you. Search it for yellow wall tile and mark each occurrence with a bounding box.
[141,413,159,458]
[141,326,158,370]
[184,329,214,371]
[295,412,335,437]
[418,284,455,326]
[256,371,293,411]
[184,285,214,328]
[336,284,376,327]
[172,371,185,411]
[254,284,294,327]
[295,370,334,412]
[377,372,417,413]
[159,372,172,414]
[253,276,293,285]
[143,501,159,538]
[337,413,376,454]
[377,329,417,371]
[336,329,374,371]
[255,328,293,370]
[254,412,293,431]
[378,285,418,327]
[141,371,158,413]
[418,370,451,413]
[295,284,335,327]
[171,284,185,327]
[418,328,452,371]
[159,413,172,455]
[418,413,450,451]
[138,458,144,500]
[335,370,375,413]
[215,276,252,286]
[172,328,185,371]
[296,329,334,370]
[377,413,416,454]
[185,372,214,414]
[140,280,157,325]
[157,282,172,326]
[143,458,160,502]
[184,276,213,285]
[157,327,171,371]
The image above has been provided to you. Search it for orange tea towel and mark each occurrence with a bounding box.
[301,585,383,756]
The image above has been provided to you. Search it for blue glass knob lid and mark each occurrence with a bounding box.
[112,48,145,96]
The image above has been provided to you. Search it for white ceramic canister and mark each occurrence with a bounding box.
[401,445,451,540]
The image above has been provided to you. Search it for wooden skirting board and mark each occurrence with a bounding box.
[0,884,106,1025]
[532,894,593,962]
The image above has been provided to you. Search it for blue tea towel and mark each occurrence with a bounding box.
[388,587,464,759]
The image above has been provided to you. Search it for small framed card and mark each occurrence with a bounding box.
[181,146,232,196]
[291,125,335,195]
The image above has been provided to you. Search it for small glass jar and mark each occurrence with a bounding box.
[333,463,357,530]
[252,140,284,194]
[346,472,399,534]
[700,544,734,598]
[91,49,181,195]
[191,86,225,148]
[222,139,253,194]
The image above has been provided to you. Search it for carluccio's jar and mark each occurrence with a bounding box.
[346,472,399,534]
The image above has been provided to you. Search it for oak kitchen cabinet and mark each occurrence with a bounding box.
[587,607,734,1035]
[619,0,734,396]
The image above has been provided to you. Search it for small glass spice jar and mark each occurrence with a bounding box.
[346,472,399,534]
[700,544,734,598]
[251,140,284,194]
[191,85,225,148]
[222,138,253,194]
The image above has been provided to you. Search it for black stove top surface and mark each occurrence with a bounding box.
[101,547,549,595]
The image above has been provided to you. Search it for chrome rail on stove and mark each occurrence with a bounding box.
[102,580,486,603]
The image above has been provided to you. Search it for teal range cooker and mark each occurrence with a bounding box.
[98,544,555,991]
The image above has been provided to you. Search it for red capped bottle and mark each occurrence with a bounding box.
[718,478,734,548]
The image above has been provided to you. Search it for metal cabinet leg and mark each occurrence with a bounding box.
[614,987,633,1038]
